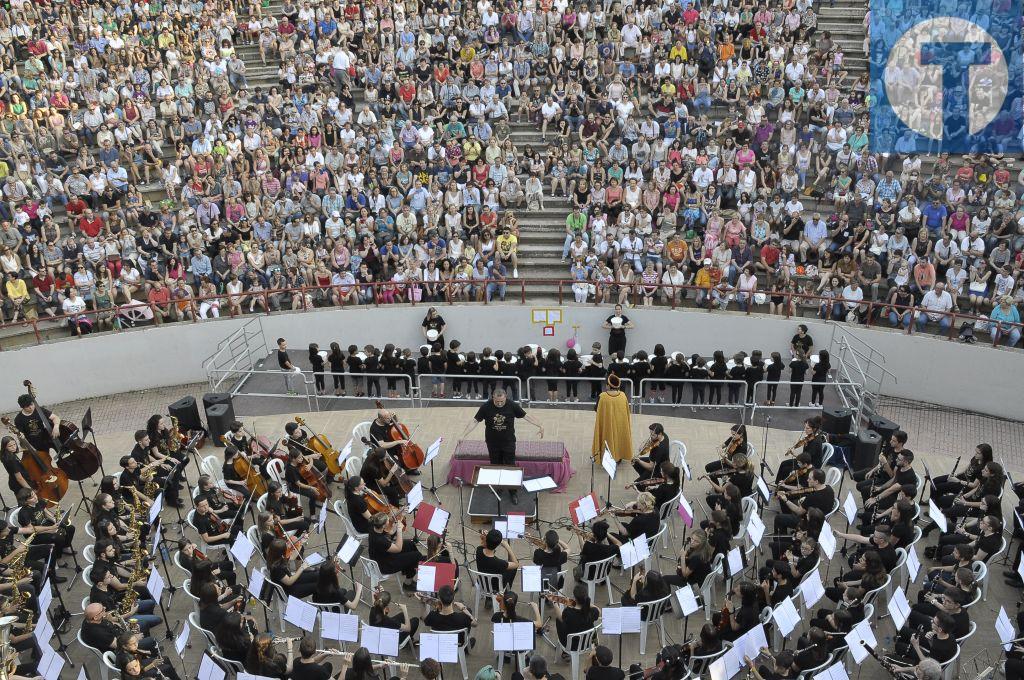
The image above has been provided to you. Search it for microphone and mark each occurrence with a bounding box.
[453,476,465,485]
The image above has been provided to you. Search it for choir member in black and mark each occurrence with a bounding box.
[864,449,918,515]
[665,530,714,588]
[703,509,732,558]
[358,447,404,507]
[293,636,345,680]
[80,602,158,655]
[178,538,237,588]
[586,645,625,680]
[14,487,74,573]
[933,514,1003,562]
[368,409,420,474]
[532,529,569,589]
[193,496,239,547]
[578,520,621,573]
[12,393,60,453]
[116,631,182,680]
[649,461,682,510]
[855,430,908,498]
[610,491,659,543]
[422,584,476,646]
[267,536,319,598]
[824,550,888,602]
[908,567,974,638]
[266,481,311,534]
[1,435,32,494]
[491,589,544,638]
[313,559,362,610]
[284,447,326,516]
[632,423,669,481]
[775,469,835,534]
[369,589,419,645]
[368,512,423,587]
[716,582,762,642]
[246,632,294,678]
[214,611,255,663]
[706,454,754,506]
[583,353,606,401]
[551,583,600,647]
[475,528,520,588]
[892,612,958,665]
[774,417,824,483]
[704,424,748,477]
[621,569,670,607]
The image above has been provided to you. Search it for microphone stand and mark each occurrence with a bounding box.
[454,476,470,564]
[757,414,773,517]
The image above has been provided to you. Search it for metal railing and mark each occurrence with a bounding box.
[418,373,523,404]
[525,376,634,406]
[635,378,750,414]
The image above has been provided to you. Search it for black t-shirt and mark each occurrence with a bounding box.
[424,610,473,643]
[685,554,711,585]
[800,487,835,515]
[292,659,333,680]
[200,603,229,632]
[474,399,527,448]
[278,349,292,369]
[368,420,393,445]
[1,449,29,492]
[369,531,398,570]
[791,333,813,354]
[580,541,618,568]
[88,585,120,611]
[476,546,510,575]
[82,620,119,650]
[625,512,659,540]
[587,667,626,680]
[14,408,54,451]
[347,494,371,534]
[560,605,599,641]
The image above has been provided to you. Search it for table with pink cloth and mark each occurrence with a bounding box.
[446,440,575,492]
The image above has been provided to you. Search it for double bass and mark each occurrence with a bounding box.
[293,416,344,479]
[1,416,68,503]
[23,380,101,481]
[373,400,425,470]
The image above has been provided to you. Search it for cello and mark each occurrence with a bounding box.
[373,400,425,470]
[23,380,101,481]
[1,416,68,503]
[293,416,344,479]
[221,435,267,496]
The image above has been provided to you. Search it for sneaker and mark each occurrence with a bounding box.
[513,268,519,278]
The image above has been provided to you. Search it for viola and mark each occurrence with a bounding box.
[241,426,287,462]
[1,415,68,503]
[374,400,425,470]
[294,417,344,478]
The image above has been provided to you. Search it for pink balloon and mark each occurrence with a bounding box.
[566,338,576,349]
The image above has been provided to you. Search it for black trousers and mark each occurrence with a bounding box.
[487,441,516,466]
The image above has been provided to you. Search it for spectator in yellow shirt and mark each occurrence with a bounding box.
[5,271,30,322]
[496,228,519,278]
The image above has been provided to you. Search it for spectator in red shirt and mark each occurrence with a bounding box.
[147,279,174,324]
[31,267,59,317]
[757,237,782,276]
[77,210,104,239]
[65,196,88,217]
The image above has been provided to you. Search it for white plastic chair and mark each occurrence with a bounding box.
[245,525,266,566]
[558,625,600,680]
[688,641,731,676]
[824,467,842,491]
[863,574,891,604]
[670,440,688,471]
[495,651,527,676]
[657,492,682,548]
[638,594,673,654]
[797,654,835,680]
[201,455,223,482]
[820,442,835,467]
[643,525,669,571]
[468,567,504,620]
[578,554,617,605]
[353,422,372,454]
[85,521,96,539]
[208,648,246,674]
[940,646,962,680]
[972,559,992,602]
[258,567,288,630]
[266,458,288,489]
[171,551,191,583]
[181,578,200,613]
[333,500,369,541]
[82,544,96,564]
[77,629,110,680]
[359,556,393,593]
[957,621,977,645]
[702,554,724,620]
[426,626,470,680]
[101,651,119,677]
[186,509,226,557]
[884,548,908,605]
[188,611,217,646]
[344,455,362,478]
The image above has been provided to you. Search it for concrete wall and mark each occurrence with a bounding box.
[2,305,1021,418]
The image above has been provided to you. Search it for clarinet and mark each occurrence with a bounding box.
[860,641,914,680]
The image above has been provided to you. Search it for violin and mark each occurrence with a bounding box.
[543,592,576,607]
[374,400,425,470]
[276,518,307,560]
[1,415,68,503]
[414,592,442,609]
[625,477,665,490]
[241,426,287,462]
[222,435,268,496]
[717,596,732,633]
[294,417,344,479]
[785,430,818,458]
[522,532,548,549]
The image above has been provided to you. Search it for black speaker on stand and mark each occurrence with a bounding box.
[868,414,900,442]
[168,396,204,432]
[203,393,236,447]
[821,407,854,436]
[853,429,883,471]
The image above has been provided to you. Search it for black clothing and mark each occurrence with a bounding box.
[557,605,599,646]
[474,399,527,464]
[369,530,421,578]
[14,408,55,452]
[476,545,517,587]
[292,659,334,680]
[424,609,473,644]
[1,449,31,493]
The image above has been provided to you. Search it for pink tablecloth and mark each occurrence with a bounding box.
[446,440,575,492]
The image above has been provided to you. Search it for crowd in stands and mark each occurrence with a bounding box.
[0,0,1019,345]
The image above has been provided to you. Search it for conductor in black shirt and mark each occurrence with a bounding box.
[462,388,544,504]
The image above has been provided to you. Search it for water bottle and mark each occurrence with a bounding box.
[160,542,170,562]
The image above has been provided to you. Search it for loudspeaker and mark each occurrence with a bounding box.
[821,407,853,436]
[203,392,233,412]
[853,429,883,471]
[168,396,203,432]
[206,403,233,444]
[868,415,900,442]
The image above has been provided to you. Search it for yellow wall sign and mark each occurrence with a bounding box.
[531,308,563,325]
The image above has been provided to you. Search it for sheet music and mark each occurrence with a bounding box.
[284,595,318,631]
[77,667,87,680]
[735,624,768,661]
[521,565,542,592]
[424,437,443,465]
[887,587,911,631]
[620,606,641,633]
[573,494,598,523]
[619,535,650,569]
[239,674,278,680]
[842,491,858,525]
[746,512,765,546]
[493,622,535,651]
[338,438,353,465]
[679,455,691,481]
[149,494,163,524]
[674,586,700,616]
[338,535,361,565]
[147,567,165,605]
[231,533,256,568]
[428,506,450,535]
[476,468,504,485]
[844,619,878,663]
[317,502,329,533]
[523,476,557,492]
[601,447,617,479]
[928,502,948,533]
[321,612,360,642]
[362,625,401,656]
[417,564,437,592]
[37,577,52,613]
[419,633,460,663]
[176,620,191,655]
[812,661,851,680]
[33,610,53,647]
[303,552,326,567]
[756,475,771,502]
[247,568,266,601]
[906,545,921,583]
[37,645,65,680]
[407,482,424,511]
[818,523,836,559]
[507,514,526,535]
[997,606,1016,651]
[198,653,227,680]
[677,494,694,528]
[726,547,743,577]
[602,607,623,635]
[772,597,800,636]
[799,570,825,608]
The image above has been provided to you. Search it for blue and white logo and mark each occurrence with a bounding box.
[870,2,1022,154]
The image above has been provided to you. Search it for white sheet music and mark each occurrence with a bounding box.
[674,586,701,616]
[198,653,227,680]
[746,512,765,547]
[77,667,87,680]
[38,577,52,613]
[494,520,521,540]
[428,507,450,535]
[493,622,534,651]
[574,494,598,523]
[362,625,401,656]
[321,612,361,642]
[736,623,769,660]
[419,632,460,663]
[680,455,691,481]
[425,437,443,465]
[756,475,771,502]
[231,533,256,568]
[318,502,329,534]
[812,660,851,680]
[620,606,642,633]
[906,545,921,583]
[147,567,165,605]
[799,569,825,608]
[33,610,53,648]
[523,477,557,492]
[304,552,326,568]
[997,606,1016,651]
[928,502,948,533]
[176,620,191,655]
[338,535,361,565]
[619,535,650,569]
[152,522,162,556]
[844,619,878,663]
[726,547,744,577]
[247,568,266,600]
[284,595,318,632]
[407,482,424,511]
[37,645,64,680]
[521,565,542,592]
[602,607,622,635]
[842,492,858,525]
[507,514,526,535]
[818,522,836,559]
[417,564,437,592]
[887,587,912,631]
[601,447,617,479]
[239,674,278,680]
[772,597,800,637]
[477,468,523,486]
[149,493,163,524]
[338,438,353,466]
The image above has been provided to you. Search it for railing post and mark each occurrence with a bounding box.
[947,312,958,340]
[557,280,563,305]
[865,300,875,328]
[263,290,271,315]
[520,279,525,305]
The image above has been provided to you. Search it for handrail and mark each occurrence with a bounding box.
[2,280,1020,350]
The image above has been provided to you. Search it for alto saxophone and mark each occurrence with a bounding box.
[7,533,35,610]
[166,416,182,455]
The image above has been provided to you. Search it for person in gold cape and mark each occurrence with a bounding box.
[592,373,633,462]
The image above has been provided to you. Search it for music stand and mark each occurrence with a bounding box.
[81,407,107,480]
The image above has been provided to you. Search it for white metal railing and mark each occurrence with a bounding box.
[635,378,749,414]
[525,376,634,406]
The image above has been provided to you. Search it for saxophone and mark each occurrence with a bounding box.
[166,416,182,455]
[118,512,148,618]
[7,533,35,611]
